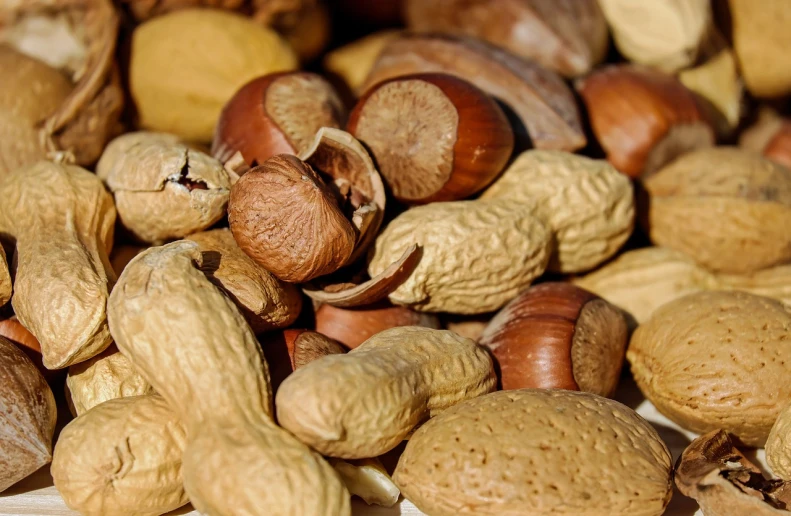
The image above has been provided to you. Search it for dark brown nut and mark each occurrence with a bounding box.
[479,283,627,396]
[212,72,346,166]
[229,154,356,283]
[0,336,57,492]
[644,147,791,274]
[263,329,347,392]
[348,73,514,204]
[363,33,586,152]
[314,302,441,349]
[676,430,791,515]
[628,291,791,447]
[404,0,608,78]
[577,64,714,178]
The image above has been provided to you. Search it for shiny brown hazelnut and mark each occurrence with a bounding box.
[262,329,346,392]
[764,122,791,170]
[212,71,346,166]
[479,282,628,396]
[577,64,715,178]
[314,302,441,349]
[348,73,514,204]
[0,317,59,382]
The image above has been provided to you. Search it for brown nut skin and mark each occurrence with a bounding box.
[764,122,791,170]
[404,0,608,78]
[628,291,791,447]
[229,154,356,283]
[348,73,514,204]
[644,147,791,274]
[212,72,346,166]
[0,337,57,492]
[577,64,714,178]
[479,283,628,397]
[315,302,441,349]
[394,389,673,516]
[263,329,347,393]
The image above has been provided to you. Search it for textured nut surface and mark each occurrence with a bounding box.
[645,147,791,273]
[276,327,496,458]
[481,150,634,273]
[0,337,57,492]
[188,228,302,333]
[130,8,297,142]
[767,403,791,480]
[628,291,791,446]
[0,161,115,369]
[51,394,188,516]
[97,132,230,243]
[66,346,153,416]
[394,389,672,516]
[368,199,551,313]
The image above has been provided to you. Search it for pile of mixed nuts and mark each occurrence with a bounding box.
[2,1,791,515]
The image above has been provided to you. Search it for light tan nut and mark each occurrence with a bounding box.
[97,132,230,243]
[644,147,791,274]
[323,30,401,94]
[368,199,551,314]
[598,0,712,72]
[481,150,633,273]
[394,389,673,516]
[187,228,302,334]
[0,244,10,307]
[276,327,496,459]
[330,458,400,508]
[679,49,743,137]
[628,291,791,447]
[130,8,297,142]
[108,241,350,515]
[66,345,154,416]
[0,336,57,492]
[767,403,791,480]
[443,314,491,342]
[52,394,188,516]
[0,160,115,369]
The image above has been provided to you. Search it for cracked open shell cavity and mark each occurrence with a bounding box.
[368,199,551,314]
[644,147,791,274]
[0,0,124,166]
[481,150,634,273]
[213,71,346,166]
[348,73,514,204]
[676,430,791,515]
[394,389,673,516]
[96,132,230,244]
[628,291,791,447]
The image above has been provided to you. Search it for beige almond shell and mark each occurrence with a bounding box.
[0,336,57,492]
[644,147,791,274]
[187,228,302,334]
[0,160,115,369]
[66,346,154,416]
[767,402,791,480]
[97,132,230,243]
[368,199,552,314]
[394,389,673,516]
[276,327,497,459]
[628,290,791,447]
[51,394,188,516]
[481,150,634,273]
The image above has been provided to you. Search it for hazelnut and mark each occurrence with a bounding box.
[212,72,346,166]
[363,33,586,152]
[0,316,52,381]
[479,283,628,396]
[404,0,608,78]
[314,302,441,349]
[262,329,346,392]
[577,64,714,178]
[348,73,514,204]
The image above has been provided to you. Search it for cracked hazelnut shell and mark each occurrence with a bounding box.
[348,73,513,204]
[212,72,346,166]
[479,283,627,396]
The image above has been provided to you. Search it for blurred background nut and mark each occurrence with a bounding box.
[348,73,514,204]
[129,8,297,142]
[479,283,628,396]
[404,0,608,78]
[764,123,791,171]
[577,64,715,178]
[323,31,401,95]
[598,0,712,72]
[644,147,791,274]
[628,291,791,446]
[97,132,230,244]
[767,403,791,481]
[481,150,634,273]
[212,71,346,166]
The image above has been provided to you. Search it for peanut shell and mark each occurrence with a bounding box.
[767,403,791,480]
